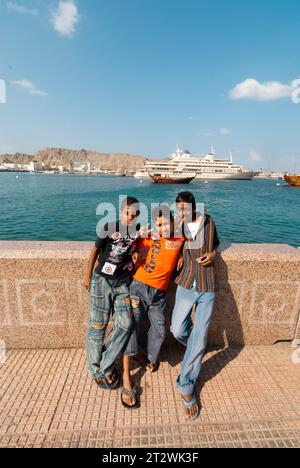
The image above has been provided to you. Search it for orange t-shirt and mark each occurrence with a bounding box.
[134,236,184,291]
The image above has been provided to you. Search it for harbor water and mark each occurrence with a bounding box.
[0,173,299,247]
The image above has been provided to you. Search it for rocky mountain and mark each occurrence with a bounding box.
[0,153,33,164]
[0,148,148,171]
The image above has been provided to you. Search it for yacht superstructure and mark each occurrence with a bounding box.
[134,147,258,180]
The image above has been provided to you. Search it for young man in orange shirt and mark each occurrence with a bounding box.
[121,205,184,408]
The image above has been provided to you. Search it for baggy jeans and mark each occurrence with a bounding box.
[86,273,134,379]
[123,279,167,365]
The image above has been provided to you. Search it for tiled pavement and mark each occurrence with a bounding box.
[0,343,299,448]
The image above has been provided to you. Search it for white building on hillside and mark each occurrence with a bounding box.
[28,161,44,172]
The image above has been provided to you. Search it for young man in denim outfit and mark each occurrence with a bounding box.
[84,197,140,390]
[171,192,220,420]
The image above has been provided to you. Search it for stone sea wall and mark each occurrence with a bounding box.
[0,241,299,349]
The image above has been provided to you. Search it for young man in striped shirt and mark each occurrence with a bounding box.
[171,191,220,420]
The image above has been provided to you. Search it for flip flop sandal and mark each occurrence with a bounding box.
[182,395,199,421]
[94,373,112,390]
[105,367,120,389]
[146,361,160,373]
[121,387,139,409]
[132,355,160,373]
[94,368,119,390]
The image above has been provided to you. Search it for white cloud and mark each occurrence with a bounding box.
[249,151,263,162]
[51,0,79,37]
[0,79,6,104]
[230,78,293,102]
[220,128,231,135]
[7,2,38,16]
[11,80,48,96]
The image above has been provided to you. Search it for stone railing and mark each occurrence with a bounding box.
[0,241,299,349]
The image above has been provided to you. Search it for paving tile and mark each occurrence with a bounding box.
[0,344,299,448]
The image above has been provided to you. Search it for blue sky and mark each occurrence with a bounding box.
[0,0,300,171]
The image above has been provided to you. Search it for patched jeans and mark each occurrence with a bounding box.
[86,273,134,379]
[171,285,216,396]
[123,279,167,364]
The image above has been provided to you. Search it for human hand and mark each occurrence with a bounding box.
[140,224,152,237]
[84,275,91,291]
[196,251,216,267]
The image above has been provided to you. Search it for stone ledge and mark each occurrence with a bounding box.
[0,241,92,259]
[0,242,299,349]
[0,240,298,257]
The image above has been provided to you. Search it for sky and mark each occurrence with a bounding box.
[0,0,300,171]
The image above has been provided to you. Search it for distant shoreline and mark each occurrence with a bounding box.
[0,170,136,176]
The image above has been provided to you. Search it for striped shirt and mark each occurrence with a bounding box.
[175,214,220,293]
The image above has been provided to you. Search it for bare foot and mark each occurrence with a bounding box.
[95,370,117,387]
[133,354,159,373]
[105,371,117,385]
[146,362,159,373]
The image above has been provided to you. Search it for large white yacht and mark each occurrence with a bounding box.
[134,146,258,180]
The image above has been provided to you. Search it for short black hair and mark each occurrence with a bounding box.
[121,196,140,212]
[176,192,196,212]
[152,204,174,224]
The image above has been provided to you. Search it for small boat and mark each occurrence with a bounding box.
[115,171,126,177]
[134,170,151,179]
[150,172,196,184]
[284,173,300,187]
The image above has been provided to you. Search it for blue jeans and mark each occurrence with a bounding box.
[123,279,167,364]
[171,285,216,396]
[86,273,134,379]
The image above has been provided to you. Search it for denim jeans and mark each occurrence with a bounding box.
[123,279,167,365]
[171,285,216,396]
[86,273,134,379]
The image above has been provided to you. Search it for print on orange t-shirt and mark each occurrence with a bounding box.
[134,236,184,291]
